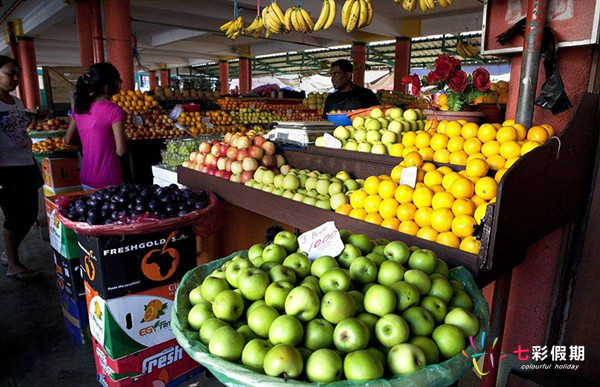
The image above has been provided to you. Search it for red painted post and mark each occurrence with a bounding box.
[104,0,134,90]
[219,60,229,95]
[352,41,366,87]
[7,22,22,99]
[394,37,411,92]
[148,70,157,91]
[159,68,169,87]
[90,0,104,63]
[17,36,40,109]
[239,57,251,94]
[75,0,94,67]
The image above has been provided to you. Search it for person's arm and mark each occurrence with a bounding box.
[111,121,127,156]
[65,119,80,145]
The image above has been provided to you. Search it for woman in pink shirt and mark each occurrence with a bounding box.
[66,63,127,189]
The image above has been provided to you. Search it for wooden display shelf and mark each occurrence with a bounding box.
[179,93,600,286]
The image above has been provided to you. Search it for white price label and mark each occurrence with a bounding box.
[133,115,144,127]
[298,221,345,260]
[399,166,418,188]
[324,133,342,149]
[169,105,183,121]
[201,117,211,125]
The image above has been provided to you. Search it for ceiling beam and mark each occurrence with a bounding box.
[151,29,207,47]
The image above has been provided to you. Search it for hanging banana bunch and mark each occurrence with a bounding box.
[286,4,314,33]
[262,1,288,35]
[313,0,337,31]
[456,38,479,59]
[245,1,265,38]
[399,0,453,12]
[342,0,373,33]
[220,16,246,40]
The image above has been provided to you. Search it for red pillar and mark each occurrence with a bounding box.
[90,0,104,63]
[239,57,251,93]
[7,23,22,99]
[159,68,169,86]
[352,41,366,87]
[219,60,229,95]
[17,36,40,109]
[394,37,411,92]
[75,0,94,67]
[104,0,134,90]
[148,70,157,91]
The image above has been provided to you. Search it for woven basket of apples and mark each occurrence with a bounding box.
[171,229,490,386]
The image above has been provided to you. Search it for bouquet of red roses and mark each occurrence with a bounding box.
[402,54,493,111]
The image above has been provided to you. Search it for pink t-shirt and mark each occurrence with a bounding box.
[72,100,125,189]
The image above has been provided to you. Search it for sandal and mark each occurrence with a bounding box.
[6,268,39,279]
[1,251,7,266]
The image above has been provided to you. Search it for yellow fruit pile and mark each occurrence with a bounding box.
[111,90,159,114]
[32,138,75,153]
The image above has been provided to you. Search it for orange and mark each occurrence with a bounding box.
[496,126,518,143]
[504,157,519,169]
[449,151,468,166]
[429,184,445,193]
[437,232,460,248]
[415,132,431,149]
[461,123,479,139]
[432,191,455,210]
[445,121,463,137]
[417,227,439,242]
[389,143,405,157]
[422,162,437,172]
[486,154,506,170]
[541,124,555,137]
[416,168,426,183]
[394,185,414,204]
[349,208,368,220]
[364,213,384,226]
[424,170,444,187]
[397,203,417,221]
[521,141,541,156]
[442,172,461,191]
[364,195,383,214]
[391,165,404,183]
[433,149,451,163]
[467,153,486,162]
[502,119,516,126]
[438,93,448,105]
[452,215,476,238]
[350,190,369,209]
[381,217,400,230]
[457,120,468,126]
[430,208,454,232]
[437,166,453,175]
[402,132,417,147]
[414,207,433,227]
[404,152,424,168]
[460,236,481,254]
[512,123,527,141]
[527,126,549,143]
[477,124,498,143]
[495,168,508,183]
[437,121,448,134]
[450,177,475,199]
[475,177,498,200]
[412,187,434,208]
[447,137,465,152]
[418,147,434,162]
[463,138,482,155]
[379,175,393,181]
[471,195,487,208]
[378,180,398,199]
[499,141,521,159]
[430,133,449,151]
[364,176,381,195]
[474,203,488,225]
[379,198,400,219]
[399,220,419,236]
[336,203,352,216]
[465,158,489,178]
[481,140,501,157]
[452,198,476,216]
[403,145,419,157]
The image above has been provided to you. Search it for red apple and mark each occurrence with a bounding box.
[240,170,254,183]
[226,146,238,159]
[219,145,230,158]
[204,153,215,166]
[231,161,243,174]
[260,155,275,167]
[248,146,264,160]
[200,166,209,173]
[212,140,220,145]
[274,155,286,168]
[261,141,276,156]
[221,171,232,180]
[280,165,292,175]
[225,159,234,172]
[253,136,266,147]
[217,157,227,171]
[189,151,198,161]
[230,173,242,183]
[199,141,211,154]
[224,132,233,144]
[214,170,224,178]
[211,144,220,156]
[237,136,251,150]
[236,149,248,162]
[206,167,217,176]
[211,156,219,168]
[242,157,259,171]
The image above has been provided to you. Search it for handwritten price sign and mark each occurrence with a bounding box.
[298,221,344,260]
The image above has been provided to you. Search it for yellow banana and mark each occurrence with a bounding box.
[283,7,293,32]
[220,20,233,31]
[341,0,353,28]
[290,8,301,32]
[270,2,286,25]
[407,0,417,11]
[245,16,259,32]
[419,0,429,12]
[226,19,238,36]
[313,0,330,31]
[296,8,308,32]
[269,6,283,29]
[358,0,368,29]
[425,0,435,10]
[265,29,271,38]
[300,8,314,32]
[365,0,373,26]
[324,0,336,30]
[346,0,360,32]
[438,0,449,7]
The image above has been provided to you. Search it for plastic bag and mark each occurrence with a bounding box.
[56,191,222,237]
[171,252,491,387]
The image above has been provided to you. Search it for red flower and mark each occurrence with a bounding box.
[448,70,468,92]
[431,58,454,82]
[426,70,442,84]
[472,67,491,92]
[402,73,421,95]
[436,54,461,71]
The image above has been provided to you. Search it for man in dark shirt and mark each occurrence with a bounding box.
[322,59,381,118]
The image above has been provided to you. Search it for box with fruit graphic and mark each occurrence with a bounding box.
[58,287,90,345]
[86,281,180,360]
[94,337,202,387]
[54,249,85,300]
[45,194,81,259]
[79,225,195,299]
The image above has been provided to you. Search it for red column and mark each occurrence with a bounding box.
[352,42,366,87]
[219,60,229,95]
[239,57,251,94]
[90,0,104,63]
[159,68,169,86]
[104,0,134,90]
[148,70,157,90]
[17,36,40,109]
[394,37,411,92]
[7,23,22,99]
[75,0,94,67]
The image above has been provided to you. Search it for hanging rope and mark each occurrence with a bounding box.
[257,0,260,16]
[233,0,239,18]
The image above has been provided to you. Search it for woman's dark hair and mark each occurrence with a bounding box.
[0,55,20,69]
[74,62,121,114]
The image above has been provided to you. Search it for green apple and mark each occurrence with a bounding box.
[273,174,285,188]
[354,128,367,142]
[242,339,273,373]
[384,241,410,264]
[319,268,351,292]
[263,344,304,379]
[333,317,370,353]
[201,276,230,303]
[306,349,342,383]
[389,107,403,120]
[410,336,440,365]
[274,231,298,254]
[297,174,309,189]
[304,318,334,350]
[357,312,379,341]
[199,318,228,345]
[433,258,450,277]
[282,174,300,190]
[265,281,294,311]
[338,229,353,243]
[370,108,384,119]
[444,307,479,337]
[298,347,313,364]
[432,324,465,359]
[246,300,266,319]
[344,349,384,381]
[357,142,372,153]
[316,179,331,195]
[225,259,253,288]
[305,177,318,191]
[366,130,382,143]
[251,257,264,267]
[284,286,320,322]
[429,273,446,281]
[333,126,350,140]
[188,302,215,331]
[269,315,304,346]
[334,171,350,182]
[303,197,317,206]
[282,190,294,199]
[344,141,358,151]
[366,252,386,267]
[253,183,264,190]
[348,290,365,313]
[352,116,365,128]
[375,313,410,347]
[210,266,227,279]
[327,182,342,197]
[188,286,205,306]
[269,265,297,284]
[283,253,311,279]
[262,244,288,264]
[364,285,396,317]
[402,306,435,336]
[365,119,381,132]
[428,278,454,303]
[343,179,359,191]
[387,343,426,375]
[347,234,373,255]
[208,325,245,361]
[361,283,376,294]
[315,199,332,210]
[254,168,266,184]
[420,295,448,323]
[238,268,270,301]
[408,249,438,274]
[247,304,279,338]
[388,120,402,134]
[450,280,466,292]
[262,171,276,185]
[260,261,279,272]
[349,256,378,284]
[449,290,474,311]
[311,256,339,277]
[404,109,418,121]
[371,144,387,154]
[378,118,389,129]
[329,192,349,211]
[212,290,244,322]
[321,290,356,324]
[404,269,432,295]
[292,193,306,202]
[377,260,405,287]
[238,324,260,342]
[338,244,362,269]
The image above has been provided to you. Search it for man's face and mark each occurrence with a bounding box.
[330,65,351,89]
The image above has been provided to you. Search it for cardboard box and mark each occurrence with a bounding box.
[94,337,202,387]
[78,226,196,299]
[58,287,91,345]
[45,194,82,259]
[86,281,180,360]
[42,157,80,189]
[54,249,85,300]
[43,184,83,198]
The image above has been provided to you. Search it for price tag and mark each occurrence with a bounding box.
[250,104,256,109]
[287,109,293,114]
[201,117,211,126]
[399,166,418,188]
[133,115,144,127]
[169,105,183,121]
[324,133,342,149]
[298,221,345,260]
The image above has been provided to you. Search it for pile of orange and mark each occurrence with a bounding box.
[205,110,237,125]
[32,138,75,153]
[112,90,159,114]
[216,97,268,111]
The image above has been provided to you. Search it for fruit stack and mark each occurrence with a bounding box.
[184,230,484,383]
[32,138,76,153]
[302,92,329,111]
[124,111,189,140]
[111,89,159,114]
[376,90,420,107]
[27,118,69,132]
